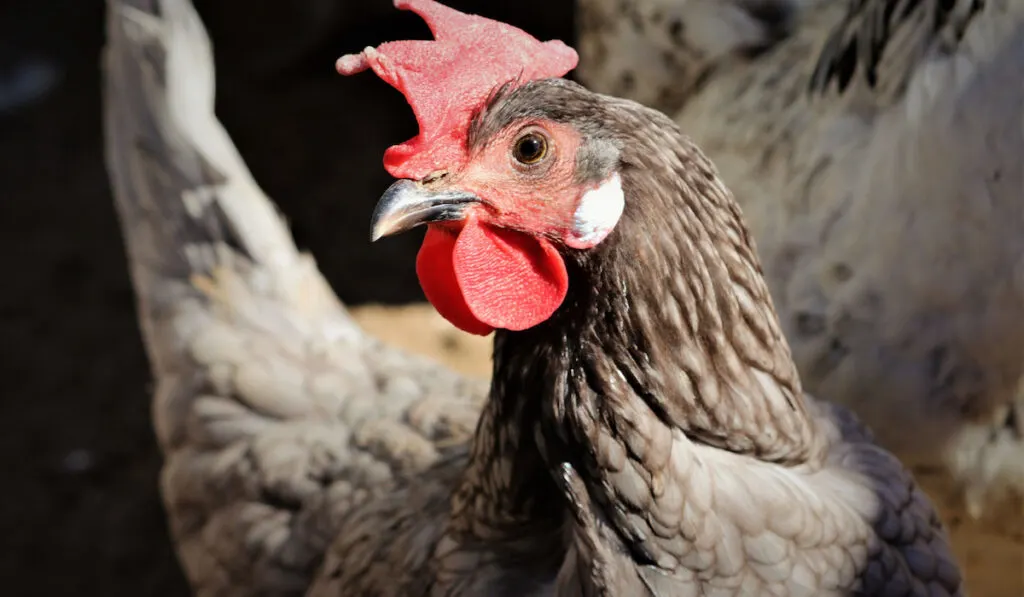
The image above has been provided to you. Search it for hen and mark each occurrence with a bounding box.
[577,0,1024,516]
[105,0,962,595]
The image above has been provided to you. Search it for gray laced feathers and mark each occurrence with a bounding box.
[575,0,816,114]
[808,0,986,101]
[105,1,486,594]
[470,82,963,595]
[577,0,1024,517]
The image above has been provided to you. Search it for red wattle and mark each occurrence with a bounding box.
[415,220,570,335]
[454,219,568,331]
[417,226,495,336]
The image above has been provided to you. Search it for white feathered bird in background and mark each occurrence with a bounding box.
[577,0,1024,516]
[104,0,489,592]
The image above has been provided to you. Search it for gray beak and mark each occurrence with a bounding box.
[370,179,482,241]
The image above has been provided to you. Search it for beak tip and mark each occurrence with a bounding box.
[369,179,479,241]
[370,217,396,242]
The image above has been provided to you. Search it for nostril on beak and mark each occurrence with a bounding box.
[422,170,449,185]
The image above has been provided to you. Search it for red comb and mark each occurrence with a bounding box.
[336,0,578,179]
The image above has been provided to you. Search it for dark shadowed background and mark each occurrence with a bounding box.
[0,1,573,594]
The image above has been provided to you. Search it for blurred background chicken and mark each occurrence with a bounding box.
[1,0,1022,596]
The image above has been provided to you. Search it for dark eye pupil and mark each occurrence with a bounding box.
[515,135,546,163]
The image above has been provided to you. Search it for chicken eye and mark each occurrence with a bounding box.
[512,133,548,165]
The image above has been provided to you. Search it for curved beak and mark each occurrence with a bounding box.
[370,179,481,241]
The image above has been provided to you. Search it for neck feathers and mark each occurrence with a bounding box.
[455,93,823,556]
[497,112,822,466]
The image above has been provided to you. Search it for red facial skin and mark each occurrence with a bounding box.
[414,120,608,336]
[435,121,590,244]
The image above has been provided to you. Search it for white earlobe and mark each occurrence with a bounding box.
[567,173,624,249]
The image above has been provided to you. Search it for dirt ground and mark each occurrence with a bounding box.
[0,1,1019,596]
